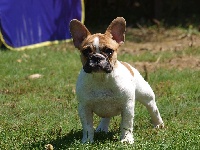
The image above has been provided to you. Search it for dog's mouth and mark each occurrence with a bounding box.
[83,53,113,73]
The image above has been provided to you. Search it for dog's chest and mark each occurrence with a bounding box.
[86,86,121,116]
[76,69,136,117]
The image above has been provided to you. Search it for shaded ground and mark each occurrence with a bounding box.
[119,27,200,72]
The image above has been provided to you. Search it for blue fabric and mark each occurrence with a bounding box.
[0,0,83,49]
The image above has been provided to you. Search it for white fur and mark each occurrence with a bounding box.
[93,37,100,53]
[76,61,164,144]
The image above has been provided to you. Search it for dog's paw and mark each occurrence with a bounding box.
[155,123,165,129]
[95,126,109,133]
[120,134,134,144]
[120,138,134,144]
[81,138,94,144]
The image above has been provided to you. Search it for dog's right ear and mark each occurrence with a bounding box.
[70,19,91,49]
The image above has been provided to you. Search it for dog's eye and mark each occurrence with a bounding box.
[103,48,114,56]
[82,47,92,57]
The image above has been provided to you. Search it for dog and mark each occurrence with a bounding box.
[69,17,164,144]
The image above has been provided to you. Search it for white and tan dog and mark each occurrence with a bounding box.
[70,17,164,144]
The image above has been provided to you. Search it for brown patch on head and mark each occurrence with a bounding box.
[81,34,120,52]
[121,61,134,77]
[70,17,126,51]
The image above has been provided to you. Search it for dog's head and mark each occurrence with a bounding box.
[70,17,126,73]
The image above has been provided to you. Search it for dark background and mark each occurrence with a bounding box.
[84,0,200,31]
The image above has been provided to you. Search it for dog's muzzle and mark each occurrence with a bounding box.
[83,53,113,73]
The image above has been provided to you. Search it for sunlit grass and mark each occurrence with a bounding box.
[0,44,199,149]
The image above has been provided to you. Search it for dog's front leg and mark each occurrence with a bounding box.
[120,101,135,144]
[78,104,94,143]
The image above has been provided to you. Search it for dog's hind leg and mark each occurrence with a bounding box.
[96,118,111,133]
[139,97,164,128]
[135,77,164,128]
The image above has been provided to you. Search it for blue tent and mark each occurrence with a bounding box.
[0,0,84,50]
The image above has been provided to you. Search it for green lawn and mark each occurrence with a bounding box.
[0,44,199,149]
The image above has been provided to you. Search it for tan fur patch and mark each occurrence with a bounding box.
[121,61,134,77]
[81,33,120,51]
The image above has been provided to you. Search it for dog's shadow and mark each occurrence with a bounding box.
[29,129,119,149]
[49,129,82,148]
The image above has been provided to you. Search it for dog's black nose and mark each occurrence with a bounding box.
[90,53,105,63]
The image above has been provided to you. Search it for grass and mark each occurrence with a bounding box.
[0,43,199,149]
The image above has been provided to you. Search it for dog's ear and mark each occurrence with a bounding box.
[70,19,91,49]
[105,17,126,45]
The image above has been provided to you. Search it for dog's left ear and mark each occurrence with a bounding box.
[105,17,126,45]
[70,19,91,49]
